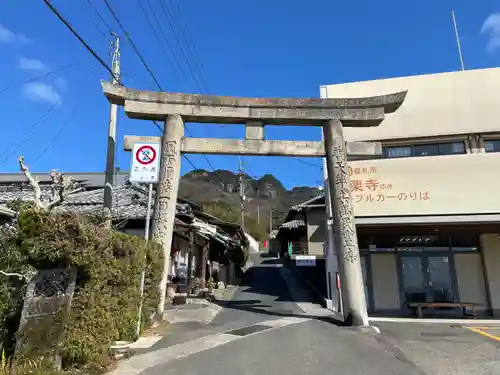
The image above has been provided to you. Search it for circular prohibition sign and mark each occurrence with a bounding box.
[136,145,157,165]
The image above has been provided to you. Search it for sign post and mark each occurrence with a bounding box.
[130,142,161,338]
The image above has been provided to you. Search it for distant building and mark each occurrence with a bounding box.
[279,67,500,317]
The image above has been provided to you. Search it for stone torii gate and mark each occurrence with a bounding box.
[101,82,407,326]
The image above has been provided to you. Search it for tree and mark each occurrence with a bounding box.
[18,156,82,211]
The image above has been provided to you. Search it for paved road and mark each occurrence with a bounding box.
[151,256,306,350]
[209,256,306,327]
[116,256,500,375]
[134,257,421,375]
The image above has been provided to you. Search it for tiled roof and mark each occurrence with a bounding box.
[0,184,191,220]
[279,219,305,229]
[0,205,15,218]
[291,194,325,211]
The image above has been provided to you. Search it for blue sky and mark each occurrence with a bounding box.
[0,0,499,189]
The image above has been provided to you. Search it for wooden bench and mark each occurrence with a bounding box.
[408,302,482,318]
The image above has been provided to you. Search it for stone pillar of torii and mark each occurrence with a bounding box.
[101,82,407,326]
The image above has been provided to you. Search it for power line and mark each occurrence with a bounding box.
[79,0,108,40]
[144,0,190,85]
[101,0,215,171]
[157,0,207,93]
[102,0,163,90]
[34,104,81,163]
[41,0,119,83]
[0,100,61,166]
[85,0,114,34]
[135,0,185,87]
[35,66,99,165]
[292,158,323,168]
[0,62,78,94]
[169,0,210,92]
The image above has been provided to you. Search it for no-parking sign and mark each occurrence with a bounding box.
[129,143,161,183]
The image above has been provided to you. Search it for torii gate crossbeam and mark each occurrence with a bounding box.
[101,81,407,327]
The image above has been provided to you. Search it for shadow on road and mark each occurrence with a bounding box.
[212,258,344,326]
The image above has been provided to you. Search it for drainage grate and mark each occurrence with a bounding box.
[226,324,272,336]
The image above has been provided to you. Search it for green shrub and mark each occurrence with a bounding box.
[0,208,163,374]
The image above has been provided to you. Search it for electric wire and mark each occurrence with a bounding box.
[157,0,207,93]
[41,0,120,83]
[136,0,178,82]
[0,62,78,94]
[79,0,108,40]
[101,0,215,170]
[168,0,210,92]
[34,104,81,164]
[34,67,99,164]
[85,0,114,34]
[102,0,163,91]
[0,100,61,166]
[144,0,189,85]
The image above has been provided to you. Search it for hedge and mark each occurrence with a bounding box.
[0,208,163,374]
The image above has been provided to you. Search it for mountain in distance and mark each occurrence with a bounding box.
[178,169,322,231]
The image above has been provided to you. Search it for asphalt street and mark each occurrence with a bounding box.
[124,256,500,375]
[151,256,306,350]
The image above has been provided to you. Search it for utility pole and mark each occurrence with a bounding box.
[103,33,120,221]
[256,186,260,225]
[269,208,273,232]
[238,157,245,231]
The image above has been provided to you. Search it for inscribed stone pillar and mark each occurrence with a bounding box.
[152,114,184,318]
[323,119,368,327]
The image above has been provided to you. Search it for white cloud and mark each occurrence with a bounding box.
[18,57,46,72]
[481,13,500,52]
[0,23,31,45]
[23,82,62,105]
[54,78,68,92]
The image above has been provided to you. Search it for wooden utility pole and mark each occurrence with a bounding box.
[103,33,120,221]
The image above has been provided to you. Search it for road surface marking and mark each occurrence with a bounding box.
[108,316,310,375]
[369,317,500,324]
[467,327,500,342]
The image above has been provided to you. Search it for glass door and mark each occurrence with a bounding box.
[426,255,454,302]
[400,253,456,310]
[400,256,426,306]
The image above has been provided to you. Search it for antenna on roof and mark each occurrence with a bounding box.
[452,10,465,71]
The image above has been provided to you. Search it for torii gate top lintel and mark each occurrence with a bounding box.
[101,81,407,126]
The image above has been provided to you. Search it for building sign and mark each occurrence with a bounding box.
[347,153,500,217]
[295,255,316,267]
[348,166,430,205]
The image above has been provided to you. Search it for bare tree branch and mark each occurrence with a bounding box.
[19,156,83,211]
[19,156,42,210]
[44,172,82,210]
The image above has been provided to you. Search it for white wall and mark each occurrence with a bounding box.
[321,67,500,141]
